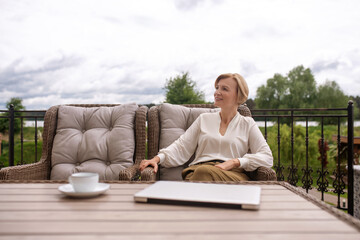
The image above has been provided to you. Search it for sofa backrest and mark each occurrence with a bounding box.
[50,103,139,180]
[158,103,219,150]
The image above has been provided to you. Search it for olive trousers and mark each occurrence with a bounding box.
[182,161,249,182]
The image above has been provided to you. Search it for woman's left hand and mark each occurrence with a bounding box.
[215,159,240,171]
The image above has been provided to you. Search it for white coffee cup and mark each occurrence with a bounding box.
[68,172,99,192]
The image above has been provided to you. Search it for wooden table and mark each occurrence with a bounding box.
[0,181,359,240]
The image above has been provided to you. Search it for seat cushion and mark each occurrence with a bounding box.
[50,103,138,180]
[158,103,219,180]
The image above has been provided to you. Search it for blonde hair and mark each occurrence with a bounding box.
[215,73,249,105]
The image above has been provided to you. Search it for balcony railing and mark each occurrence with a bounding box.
[0,102,355,215]
[0,105,46,166]
[252,101,354,215]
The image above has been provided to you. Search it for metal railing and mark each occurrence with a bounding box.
[0,105,46,166]
[252,101,354,215]
[0,102,355,215]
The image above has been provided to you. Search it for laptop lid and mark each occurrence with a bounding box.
[134,181,261,210]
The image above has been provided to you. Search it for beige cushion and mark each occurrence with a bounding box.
[50,103,138,180]
[158,103,219,180]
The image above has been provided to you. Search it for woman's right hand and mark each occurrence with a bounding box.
[139,156,160,173]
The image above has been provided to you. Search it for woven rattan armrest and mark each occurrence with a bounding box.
[0,105,59,180]
[133,106,148,164]
[244,166,277,181]
[147,106,160,160]
[119,165,156,181]
[118,105,147,181]
[140,166,157,181]
[119,164,140,181]
[0,159,49,180]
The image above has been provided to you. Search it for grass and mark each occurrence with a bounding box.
[0,127,43,167]
[0,141,43,168]
[326,188,348,198]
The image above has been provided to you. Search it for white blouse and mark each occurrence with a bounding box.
[158,112,273,171]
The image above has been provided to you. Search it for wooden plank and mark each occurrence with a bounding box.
[0,193,306,202]
[0,184,149,191]
[0,200,321,211]
[0,183,149,187]
[0,184,64,188]
[0,209,338,221]
[0,188,294,197]
[1,233,360,240]
[0,188,142,195]
[0,220,357,234]
[261,190,303,196]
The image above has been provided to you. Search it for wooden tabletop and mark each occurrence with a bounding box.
[0,181,359,240]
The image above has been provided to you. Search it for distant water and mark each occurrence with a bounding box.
[24,120,44,127]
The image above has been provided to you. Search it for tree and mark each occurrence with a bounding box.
[316,80,348,108]
[314,80,351,124]
[0,97,26,134]
[286,66,317,108]
[164,72,206,104]
[245,98,256,110]
[255,73,288,109]
[349,95,360,120]
[255,65,317,109]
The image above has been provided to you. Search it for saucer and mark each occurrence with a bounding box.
[58,183,110,198]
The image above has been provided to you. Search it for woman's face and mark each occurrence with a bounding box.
[214,77,238,108]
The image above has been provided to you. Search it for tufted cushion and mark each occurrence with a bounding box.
[158,103,219,180]
[50,103,138,180]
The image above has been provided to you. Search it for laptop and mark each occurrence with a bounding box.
[134,181,261,210]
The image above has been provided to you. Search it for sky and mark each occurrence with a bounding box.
[0,0,360,109]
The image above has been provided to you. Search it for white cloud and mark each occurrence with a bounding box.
[1,0,360,109]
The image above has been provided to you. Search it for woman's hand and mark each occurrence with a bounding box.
[139,156,160,173]
[215,159,240,171]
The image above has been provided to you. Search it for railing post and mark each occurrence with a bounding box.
[9,104,15,166]
[347,100,354,215]
[288,110,298,186]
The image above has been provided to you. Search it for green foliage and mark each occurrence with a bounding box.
[255,66,317,109]
[255,65,352,111]
[316,80,350,124]
[255,74,288,109]
[265,124,319,171]
[245,98,256,110]
[0,141,43,168]
[286,66,317,108]
[316,80,348,108]
[0,126,43,168]
[164,72,206,104]
[6,97,25,111]
[0,97,26,134]
[255,65,355,125]
[263,124,360,187]
[349,95,360,120]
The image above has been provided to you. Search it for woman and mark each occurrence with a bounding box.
[139,73,273,181]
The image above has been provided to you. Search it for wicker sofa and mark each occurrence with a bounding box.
[120,103,277,181]
[0,104,147,181]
